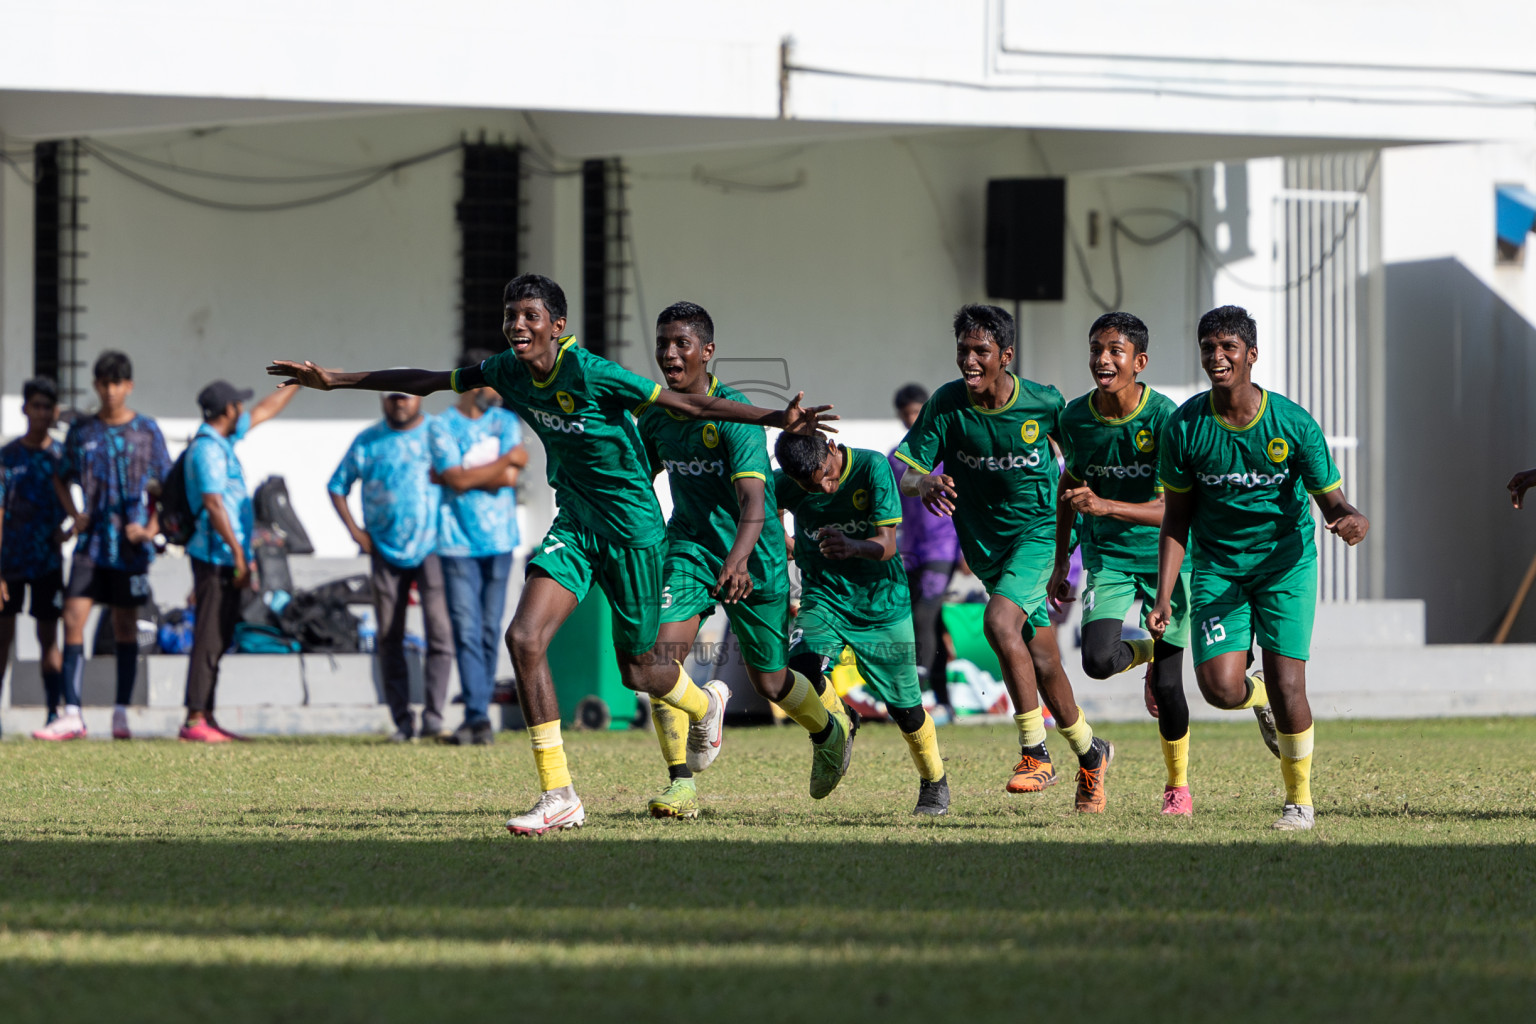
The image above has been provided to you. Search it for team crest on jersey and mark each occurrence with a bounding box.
[702,423,720,448]
[1135,429,1155,453]
[1021,420,1040,444]
[852,488,870,511]
[556,391,576,414]
[1267,437,1289,464]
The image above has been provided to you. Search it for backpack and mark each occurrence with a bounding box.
[279,590,360,653]
[233,622,303,654]
[253,476,315,555]
[156,445,200,547]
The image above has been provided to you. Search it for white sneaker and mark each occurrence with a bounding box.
[112,707,131,740]
[1271,803,1315,831]
[32,713,87,741]
[684,680,730,773]
[506,786,585,836]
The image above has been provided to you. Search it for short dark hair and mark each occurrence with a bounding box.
[459,347,497,367]
[656,301,715,346]
[93,350,133,383]
[893,383,929,408]
[774,431,830,481]
[22,376,58,405]
[504,273,568,323]
[1089,312,1150,354]
[953,304,1015,353]
[1197,305,1257,348]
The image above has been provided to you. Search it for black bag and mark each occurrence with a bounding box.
[308,573,374,607]
[155,443,203,547]
[255,543,293,596]
[279,590,359,653]
[253,476,315,555]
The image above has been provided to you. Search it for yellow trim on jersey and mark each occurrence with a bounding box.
[532,336,578,389]
[1307,478,1343,495]
[1159,478,1193,493]
[966,373,1020,415]
[731,470,766,482]
[1209,387,1268,433]
[873,517,902,526]
[1089,383,1151,426]
[664,374,719,421]
[894,450,931,475]
[837,445,855,487]
[450,367,465,394]
[634,383,662,415]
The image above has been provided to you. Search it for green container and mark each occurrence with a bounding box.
[545,588,637,730]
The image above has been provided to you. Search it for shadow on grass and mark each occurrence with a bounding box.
[2,838,1534,1022]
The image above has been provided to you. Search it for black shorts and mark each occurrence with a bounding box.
[66,558,152,608]
[1,570,64,619]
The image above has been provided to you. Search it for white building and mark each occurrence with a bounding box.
[4,0,1536,647]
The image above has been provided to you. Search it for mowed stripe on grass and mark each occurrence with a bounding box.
[2,719,1534,1022]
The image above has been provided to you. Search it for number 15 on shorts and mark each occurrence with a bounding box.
[1201,616,1226,646]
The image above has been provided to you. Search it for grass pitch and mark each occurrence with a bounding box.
[2,717,1534,1022]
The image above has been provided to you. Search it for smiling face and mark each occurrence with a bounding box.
[1199,331,1257,390]
[1089,329,1148,394]
[956,330,1012,397]
[503,297,566,364]
[655,321,714,393]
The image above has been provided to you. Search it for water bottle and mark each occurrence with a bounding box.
[356,607,377,654]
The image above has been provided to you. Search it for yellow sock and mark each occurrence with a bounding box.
[650,699,687,770]
[1013,707,1046,749]
[774,670,830,734]
[1278,726,1314,806]
[1238,674,1269,710]
[529,720,571,791]
[1056,706,1095,758]
[1127,638,1156,669]
[659,664,711,722]
[816,676,844,719]
[1161,730,1190,788]
[901,711,945,782]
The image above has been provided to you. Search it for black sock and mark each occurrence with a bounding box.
[1021,741,1049,761]
[668,764,693,781]
[809,720,834,744]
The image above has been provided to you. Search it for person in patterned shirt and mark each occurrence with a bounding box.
[38,351,172,742]
[1,378,69,726]
[429,348,528,747]
[329,392,452,743]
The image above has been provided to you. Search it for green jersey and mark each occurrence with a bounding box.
[1059,384,1179,574]
[1158,388,1341,576]
[467,337,665,549]
[893,375,1064,579]
[775,446,906,626]
[637,375,787,593]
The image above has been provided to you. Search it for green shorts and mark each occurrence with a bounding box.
[975,539,1052,641]
[789,603,920,709]
[661,544,789,673]
[1082,566,1192,650]
[527,511,664,656]
[1188,560,1317,665]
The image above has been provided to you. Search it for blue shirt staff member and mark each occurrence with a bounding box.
[429,347,528,745]
[180,379,298,742]
[329,390,453,742]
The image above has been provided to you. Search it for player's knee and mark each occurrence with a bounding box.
[505,620,541,665]
[887,703,926,733]
[1194,669,1244,710]
[982,609,1024,652]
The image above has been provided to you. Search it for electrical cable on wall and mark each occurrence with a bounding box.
[79,139,462,212]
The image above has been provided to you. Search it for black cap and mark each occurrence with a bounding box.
[197,380,254,418]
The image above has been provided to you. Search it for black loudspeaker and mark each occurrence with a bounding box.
[985,178,1066,301]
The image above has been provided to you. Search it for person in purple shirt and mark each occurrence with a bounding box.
[888,384,961,714]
